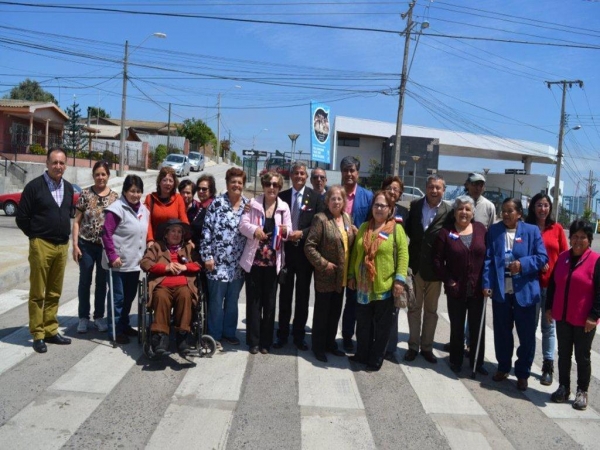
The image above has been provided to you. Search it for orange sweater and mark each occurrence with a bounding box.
[144,192,189,242]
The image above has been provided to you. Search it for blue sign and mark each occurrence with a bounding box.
[310,101,331,163]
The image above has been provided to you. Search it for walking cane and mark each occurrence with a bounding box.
[107,263,117,348]
[471,293,488,379]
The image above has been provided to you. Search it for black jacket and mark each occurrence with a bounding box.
[16,174,73,244]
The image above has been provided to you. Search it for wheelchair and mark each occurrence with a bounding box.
[137,273,217,359]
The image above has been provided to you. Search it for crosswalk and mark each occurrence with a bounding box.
[0,290,599,449]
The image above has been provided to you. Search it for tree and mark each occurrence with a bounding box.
[177,118,216,150]
[365,158,385,191]
[4,79,57,104]
[87,106,109,119]
[63,99,87,157]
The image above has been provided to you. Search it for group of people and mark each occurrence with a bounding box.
[16,148,599,411]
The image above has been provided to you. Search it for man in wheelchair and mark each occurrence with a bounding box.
[140,219,201,355]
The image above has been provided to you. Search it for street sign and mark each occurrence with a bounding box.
[504,169,527,175]
[242,150,268,157]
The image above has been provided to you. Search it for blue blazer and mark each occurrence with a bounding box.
[351,185,373,227]
[482,221,548,307]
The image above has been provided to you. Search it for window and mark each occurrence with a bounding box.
[338,137,360,147]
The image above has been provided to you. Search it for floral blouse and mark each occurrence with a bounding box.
[200,193,249,282]
[76,187,119,244]
[253,217,276,267]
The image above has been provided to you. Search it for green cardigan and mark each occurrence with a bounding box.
[348,222,409,299]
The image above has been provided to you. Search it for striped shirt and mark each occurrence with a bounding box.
[42,171,64,206]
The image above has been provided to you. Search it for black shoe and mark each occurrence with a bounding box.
[476,365,489,376]
[348,355,367,365]
[115,334,130,345]
[540,359,554,386]
[249,346,259,355]
[273,339,287,349]
[260,347,269,355]
[45,333,71,345]
[33,339,47,353]
[177,333,191,353]
[314,352,328,362]
[365,364,381,373]
[404,348,418,362]
[223,336,240,345]
[443,342,451,352]
[329,349,346,357]
[420,350,437,364]
[551,385,571,403]
[343,338,354,352]
[123,326,138,337]
[294,340,309,351]
[152,333,169,354]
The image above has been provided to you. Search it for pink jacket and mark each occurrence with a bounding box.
[239,195,292,274]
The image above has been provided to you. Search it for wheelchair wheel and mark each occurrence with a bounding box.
[199,334,217,357]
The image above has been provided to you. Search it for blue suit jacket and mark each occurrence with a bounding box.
[351,185,373,227]
[482,221,548,307]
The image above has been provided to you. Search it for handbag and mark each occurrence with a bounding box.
[392,225,415,309]
[278,266,288,285]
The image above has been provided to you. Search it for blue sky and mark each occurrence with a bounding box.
[1,1,599,197]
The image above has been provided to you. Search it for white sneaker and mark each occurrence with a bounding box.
[94,317,108,332]
[77,318,89,334]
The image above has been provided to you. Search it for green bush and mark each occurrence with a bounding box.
[102,150,118,164]
[29,143,46,155]
[151,144,168,169]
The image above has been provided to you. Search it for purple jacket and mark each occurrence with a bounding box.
[433,222,487,299]
[238,195,292,274]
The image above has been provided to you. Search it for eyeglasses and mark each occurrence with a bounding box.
[262,182,279,188]
[197,187,209,192]
[373,203,389,210]
[311,175,326,180]
[385,187,401,193]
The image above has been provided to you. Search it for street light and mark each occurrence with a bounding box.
[217,84,241,164]
[412,155,420,189]
[553,124,581,220]
[253,128,268,149]
[118,32,167,176]
[400,160,407,180]
[288,134,300,161]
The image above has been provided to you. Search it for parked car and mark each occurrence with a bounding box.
[0,184,81,217]
[159,154,191,177]
[188,151,205,172]
[259,157,292,179]
[401,186,425,202]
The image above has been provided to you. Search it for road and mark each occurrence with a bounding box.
[0,171,599,448]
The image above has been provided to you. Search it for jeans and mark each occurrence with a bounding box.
[106,270,140,335]
[535,287,556,361]
[77,239,107,320]
[207,277,244,341]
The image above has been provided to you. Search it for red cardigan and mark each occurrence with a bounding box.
[144,192,189,242]
[540,223,568,288]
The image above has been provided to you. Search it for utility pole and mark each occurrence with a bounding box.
[216,93,221,164]
[586,169,598,211]
[118,40,129,177]
[392,1,416,177]
[166,102,171,152]
[545,79,583,221]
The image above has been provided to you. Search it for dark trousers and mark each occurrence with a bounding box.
[246,266,278,349]
[447,295,485,369]
[312,290,344,354]
[341,287,358,340]
[556,320,596,391]
[492,293,537,379]
[355,298,395,367]
[277,260,313,342]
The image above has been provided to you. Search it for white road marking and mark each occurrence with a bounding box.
[0,289,29,315]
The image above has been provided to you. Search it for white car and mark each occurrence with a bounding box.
[159,154,191,177]
[188,151,205,172]
[402,186,425,202]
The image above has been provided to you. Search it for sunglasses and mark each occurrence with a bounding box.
[197,187,209,192]
[262,182,279,188]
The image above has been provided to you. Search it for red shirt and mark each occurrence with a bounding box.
[540,223,568,288]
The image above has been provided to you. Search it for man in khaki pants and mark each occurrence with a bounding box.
[16,148,74,353]
[403,174,451,364]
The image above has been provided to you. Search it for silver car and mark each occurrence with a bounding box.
[402,186,425,202]
[188,151,205,172]
[159,154,191,177]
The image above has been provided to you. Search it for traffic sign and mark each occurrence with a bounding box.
[505,169,527,175]
[243,150,268,157]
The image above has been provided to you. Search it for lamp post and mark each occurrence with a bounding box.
[412,155,420,189]
[288,133,300,161]
[216,85,241,164]
[400,160,407,180]
[118,32,166,176]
